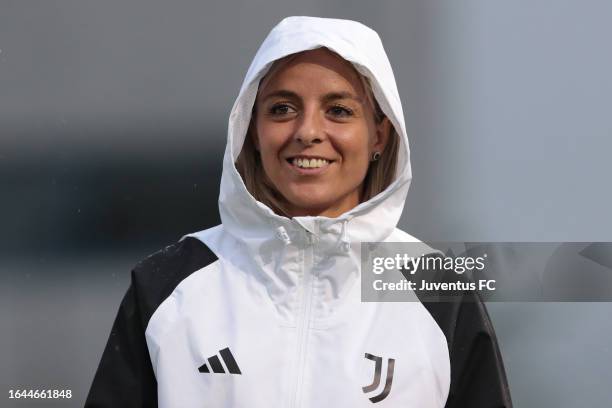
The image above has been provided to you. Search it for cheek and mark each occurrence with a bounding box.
[256,122,288,159]
[333,129,372,172]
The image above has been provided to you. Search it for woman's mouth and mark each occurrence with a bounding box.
[286,156,334,175]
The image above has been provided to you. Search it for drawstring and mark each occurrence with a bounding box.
[340,218,351,253]
[275,225,292,245]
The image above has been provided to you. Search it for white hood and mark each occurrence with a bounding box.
[220,15,411,243]
[216,16,418,319]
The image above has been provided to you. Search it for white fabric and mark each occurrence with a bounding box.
[146,16,450,407]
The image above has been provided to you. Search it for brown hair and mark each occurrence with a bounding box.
[235,50,400,217]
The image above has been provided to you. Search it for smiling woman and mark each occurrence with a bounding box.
[86,16,511,408]
[237,47,399,217]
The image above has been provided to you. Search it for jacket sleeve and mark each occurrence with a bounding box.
[430,294,512,408]
[416,255,513,408]
[84,237,218,407]
[84,269,158,407]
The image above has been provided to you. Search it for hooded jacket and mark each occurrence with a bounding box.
[86,16,512,408]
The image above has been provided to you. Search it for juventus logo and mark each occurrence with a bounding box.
[198,347,242,375]
[362,353,395,403]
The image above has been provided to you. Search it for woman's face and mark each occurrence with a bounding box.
[252,47,390,218]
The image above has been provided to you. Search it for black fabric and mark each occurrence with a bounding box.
[413,254,513,408]
[85,237,218,408]
[219,347,242,374]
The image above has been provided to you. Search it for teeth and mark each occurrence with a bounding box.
[292,158,330,169]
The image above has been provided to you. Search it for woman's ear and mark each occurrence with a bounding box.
[372,116,391,154]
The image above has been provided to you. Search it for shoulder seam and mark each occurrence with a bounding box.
[131,237,219,328]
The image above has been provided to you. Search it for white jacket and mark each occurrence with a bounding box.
[86,16,511,408]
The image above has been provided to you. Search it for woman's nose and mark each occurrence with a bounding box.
[294,107,325,145]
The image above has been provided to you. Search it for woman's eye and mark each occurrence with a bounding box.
[328,105,354,117]
[269,103,296,115]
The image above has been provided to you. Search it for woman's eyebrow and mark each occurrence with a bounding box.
[321,91,364,104]
[261,89,298,101]
[262,89,363,104]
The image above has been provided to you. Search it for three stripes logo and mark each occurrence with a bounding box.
[198,347,242,375]
[362,353,395,403]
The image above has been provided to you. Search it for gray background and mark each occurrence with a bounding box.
[2,1,611,406]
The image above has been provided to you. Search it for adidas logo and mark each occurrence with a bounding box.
[198,347,242,375]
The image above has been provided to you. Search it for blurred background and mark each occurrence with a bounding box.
[2,1,611,406]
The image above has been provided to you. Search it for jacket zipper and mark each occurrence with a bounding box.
[291,227,316,408]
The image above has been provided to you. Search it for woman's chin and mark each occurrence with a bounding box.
[279,183,360,217]
[284,186,329,204]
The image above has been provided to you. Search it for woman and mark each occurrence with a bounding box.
[86,16,512,407]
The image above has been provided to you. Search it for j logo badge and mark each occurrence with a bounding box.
[362,353,395,403]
